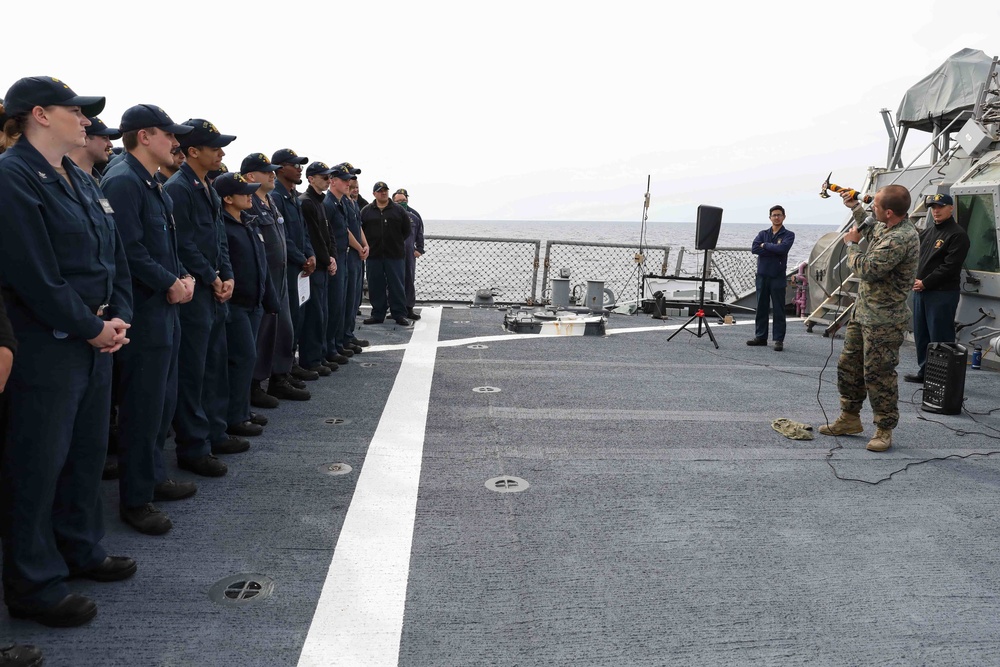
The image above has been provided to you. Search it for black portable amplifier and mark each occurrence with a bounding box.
[921,342,967,415]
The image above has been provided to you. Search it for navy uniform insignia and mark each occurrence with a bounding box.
[204,122,218,134]
[37,171,47,179]
[99,198,114,214]
[934,239,944,249]
[234,173,248,184]
[258,154,269,164]
[288,150,298,157]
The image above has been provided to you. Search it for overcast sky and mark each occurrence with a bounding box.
[8,0,999,225]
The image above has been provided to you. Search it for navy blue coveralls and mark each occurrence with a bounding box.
[344,198,364,343]
[164,162,233,460]
[751,225,795,343]
[251,193,294,383]
[300,187,334,367]
[0,293,15,462]
[272,180,313,360]
[101,153,185,509]
[0,139,133,610]
[324,191,350,353]
[401,204,425,311]
[361,201,411,321]
[224,209,279,427]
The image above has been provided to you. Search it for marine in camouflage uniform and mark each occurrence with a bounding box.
[822,186,919,450]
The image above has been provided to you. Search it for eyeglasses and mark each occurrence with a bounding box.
[281,163,302,169]
[317,175,331,180]
[170,147,183,155]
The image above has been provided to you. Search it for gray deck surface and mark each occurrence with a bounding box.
[4,308,1000,666]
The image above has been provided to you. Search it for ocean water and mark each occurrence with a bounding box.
[425,220,837,269]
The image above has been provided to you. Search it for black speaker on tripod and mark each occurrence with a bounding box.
[921,342,967,415]
[695,205,723,250]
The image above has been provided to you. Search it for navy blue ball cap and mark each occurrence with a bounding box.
[306,161,335,177]
[178,119,236,149]
[3,76,105,117]
[927,193,954,207]
[341,162,361,175]
[372,181,389,193]
[329,163,356,181]
[86,116,122,140]
[272,148,308,166]
[393,188,409,198]
[119,104,192,135]
[214,172,260,197]
[241,152,280,174]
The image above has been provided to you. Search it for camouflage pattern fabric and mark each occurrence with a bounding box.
[847,207,919,327]
[837,320,907,429]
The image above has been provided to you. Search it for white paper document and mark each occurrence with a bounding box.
[298,272,310,305]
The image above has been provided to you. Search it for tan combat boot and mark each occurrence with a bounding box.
[818,412,864,436]
[866,428,892,452]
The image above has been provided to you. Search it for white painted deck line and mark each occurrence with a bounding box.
[297,307,442,667]
[364,318,759,353]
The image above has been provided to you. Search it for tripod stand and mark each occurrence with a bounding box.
[667,247,719,349]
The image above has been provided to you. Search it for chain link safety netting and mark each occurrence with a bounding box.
[541,241,671,306]
[416,236,541,304]
[410,237,757,304]
[708,248,758,301]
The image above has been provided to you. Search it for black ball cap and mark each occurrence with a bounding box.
[4,76,104,117]
[306,161,335,177]
[119,104,192,135]
[372,181,389,193]
[214,172,260,197]
[240,153,280,174]
[86,116,122,140]
[178,119,236,149]
[329,163,356,181]
[272,148,308,166]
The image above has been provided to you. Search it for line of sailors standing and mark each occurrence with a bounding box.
[0,76,424,635]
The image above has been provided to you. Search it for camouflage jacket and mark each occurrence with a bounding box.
[847,206,919,327]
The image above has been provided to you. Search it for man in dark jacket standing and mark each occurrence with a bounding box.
[362,182,412,326]
[904,193,970,382]
[747,205,795,351]
[299,162,338,375]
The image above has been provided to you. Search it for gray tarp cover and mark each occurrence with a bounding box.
[896,48,994,131]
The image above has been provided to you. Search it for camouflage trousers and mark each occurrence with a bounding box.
[837,320,906,429]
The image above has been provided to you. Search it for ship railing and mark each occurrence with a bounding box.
[415,236,759,305]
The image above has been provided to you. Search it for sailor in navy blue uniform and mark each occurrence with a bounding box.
[67,116,120,182]
[299,161,338,375]
[154,144,184,186]
[393,188,425,320]
[0,77,135,627]
[101,104,198,536]
[242,153,309,404]
[218,173,280,439]
[163,119,239,478]
[323,163,357,364]
[271,149,317,381]
[346,174,370,349]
